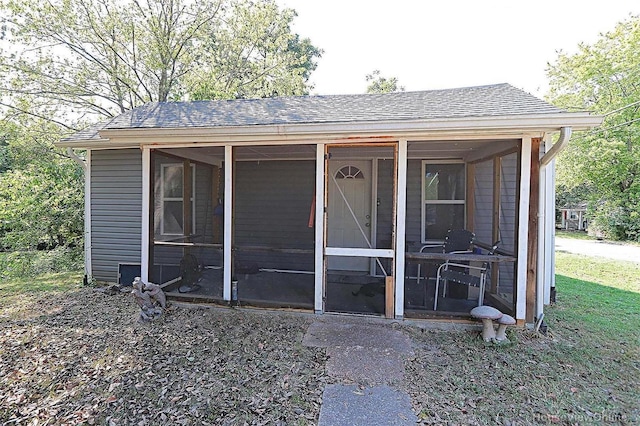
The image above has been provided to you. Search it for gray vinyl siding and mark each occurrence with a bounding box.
[234,160,315,271]
[473,160,494,244]
[91,149,142,282]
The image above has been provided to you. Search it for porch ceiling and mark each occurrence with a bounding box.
[159,139,518,162]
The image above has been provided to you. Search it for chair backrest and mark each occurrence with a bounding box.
[442,229,474,253]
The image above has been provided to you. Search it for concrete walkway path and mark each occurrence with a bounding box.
[555,237,640,263]
[303,316,418,425]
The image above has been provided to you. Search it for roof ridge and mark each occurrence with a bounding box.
[150,83,516,106]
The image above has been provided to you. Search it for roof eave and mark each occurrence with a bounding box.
[55,112,603,149]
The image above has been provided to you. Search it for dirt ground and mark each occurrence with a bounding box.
[1,287,638,425]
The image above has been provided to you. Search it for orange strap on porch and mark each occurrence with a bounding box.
[308,191,315,228]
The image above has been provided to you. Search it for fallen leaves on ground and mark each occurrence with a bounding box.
[0,288,326,425]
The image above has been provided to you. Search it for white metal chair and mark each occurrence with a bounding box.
[416,229,475,286]
[433,262,488,311]
[433,241,499,311]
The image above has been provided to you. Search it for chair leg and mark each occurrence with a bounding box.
[433,269,441,310]
[477,273,486,307]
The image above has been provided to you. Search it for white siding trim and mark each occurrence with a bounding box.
[84,150,92,277]
[223,146,233,301]
[516,137,532,321]
[314,144,325,313]
[394,139,408,319]
[141,148,150,282]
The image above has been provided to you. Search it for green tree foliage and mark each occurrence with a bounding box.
[365,70,404,94]
[0,120,84,251]
[0,0,320,273]
[0,0,321,122]
[189,0,321,100]
[547,15,640,241]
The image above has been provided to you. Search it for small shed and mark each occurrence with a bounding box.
[559,204,587,231]
[56,83,602,325]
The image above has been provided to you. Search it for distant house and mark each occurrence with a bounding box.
[56,84,602,325]
[558,204,588,231]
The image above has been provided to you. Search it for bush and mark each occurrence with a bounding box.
[589,200,640,242]
[0,247,83,279]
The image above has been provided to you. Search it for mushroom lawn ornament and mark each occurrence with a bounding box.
[496,314,516,342]
[470,306,503,342]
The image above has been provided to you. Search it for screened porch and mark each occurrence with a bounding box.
[145,138,521,319]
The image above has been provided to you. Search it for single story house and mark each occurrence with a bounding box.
[56,83,602,325]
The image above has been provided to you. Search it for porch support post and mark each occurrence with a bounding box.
[314,144,326,313]
[526,138,541,324]
[515,137,532,323]
[223,146,233,301]
[394,139,408,319]
[141,147,151,283]
[84,150,92,279]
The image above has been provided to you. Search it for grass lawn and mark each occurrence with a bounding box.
[545,253,639,422]
[0,253,638,425]
[555,229,596,241]
[402,252,639,425]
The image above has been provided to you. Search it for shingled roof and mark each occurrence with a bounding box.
[64,83,565,141]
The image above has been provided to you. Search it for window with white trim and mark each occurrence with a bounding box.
[421,161,466,242]
[160,163,196,235]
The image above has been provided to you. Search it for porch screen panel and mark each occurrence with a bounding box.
[233,158,315,309]
[498,152,518,302]
[150,149,224,300]
[422,162,465,242]
[325,145,395,317]
[473,159,493,245]
[376,158,395,275]
[404,160,423,248]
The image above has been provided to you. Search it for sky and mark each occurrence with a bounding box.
[276,0,640,98]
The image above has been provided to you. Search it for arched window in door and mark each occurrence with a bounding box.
[335,165,364,179]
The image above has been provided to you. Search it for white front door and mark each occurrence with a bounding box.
[327,160,373,271]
